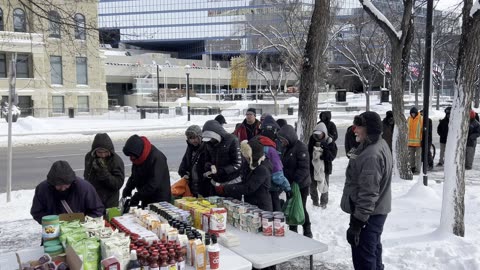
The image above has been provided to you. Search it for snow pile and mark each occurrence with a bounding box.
[174,97,211,103]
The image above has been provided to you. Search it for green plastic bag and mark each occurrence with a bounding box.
[282,182,305,225]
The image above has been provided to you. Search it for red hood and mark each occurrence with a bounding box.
[258,136,276,148]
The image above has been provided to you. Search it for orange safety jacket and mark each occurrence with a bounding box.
[408,115,423,147]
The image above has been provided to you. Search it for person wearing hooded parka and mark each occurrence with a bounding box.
[84,133,125,208]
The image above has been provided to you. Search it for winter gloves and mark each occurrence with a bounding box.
[214,185,225,195]
[347,215,366,247]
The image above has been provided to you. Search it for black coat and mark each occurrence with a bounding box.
[345,125,360,155]
[382,117,394,151]
[467,119,480,147]
[224,161,273,211]
[84,133,125,208]
[203,120,242,183]
[278,125,311,189]
[318,111,338,142]
[178,142,209,196]
[437,117,450,144]
[123,145,171,207]
[31,177,104,224]
[308,135,337,176]
[421,118,433,147]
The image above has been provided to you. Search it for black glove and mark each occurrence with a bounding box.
[286,190,293,199]
[346,215,366,247]
[320,141,329,148]
[130,193,140,207]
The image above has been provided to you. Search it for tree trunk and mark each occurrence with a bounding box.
[273,95,279,116]
[391,44,413,180]
[440,0,480,237]
[365,85,371,111]
[297,0,330,143]
[474,83,480,108]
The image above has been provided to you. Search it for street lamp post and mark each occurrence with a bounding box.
[185,65,191,121]
[216,62,220,95]
[156,65,161,119]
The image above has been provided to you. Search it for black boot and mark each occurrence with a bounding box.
[303,225,313,238]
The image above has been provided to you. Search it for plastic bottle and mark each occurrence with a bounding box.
[150,251,160,270]
[141,250,150,270]
[207,234,220,270]
[204,235,211,266]
[126,250,142,270]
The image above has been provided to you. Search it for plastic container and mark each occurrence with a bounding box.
[44,245,64,257]
[44,239,61,247]
[42,215,60,241]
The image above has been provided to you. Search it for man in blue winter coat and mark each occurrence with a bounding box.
[31,160,104,224]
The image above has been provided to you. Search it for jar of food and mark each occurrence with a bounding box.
[45,245,64,257]
[42,215,60,241]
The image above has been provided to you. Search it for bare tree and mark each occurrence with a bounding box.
[360,0,415,180]
[332,18,388,111]
[297,0,331,143]
[440,0,480,237]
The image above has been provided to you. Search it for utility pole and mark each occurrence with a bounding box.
[157,65,160,119]
[185,65,191,121]
[7,54,16,202]
[422,0,434,186]
[210,44,213,98]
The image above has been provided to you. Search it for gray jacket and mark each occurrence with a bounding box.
[340,138,392,222]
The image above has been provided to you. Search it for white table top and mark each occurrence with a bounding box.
[186,244,252,270]
[227,225,328,268]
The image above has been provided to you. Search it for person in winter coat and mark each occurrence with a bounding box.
[178,125,209,197]
[277,124,312,238]
[234,108,261,141]
[122,135,171,208]
[256,115,291,211]
[84,133,125,209]
[318,111,338,142]
[437,106,451,166]
[420,110,434,170]
[31,160,104,224]
[382,110,394,151]
[466,110,480,170]
[341,111,392,270]
[202,120,243,191]
[308,122,337,208]
[215,139,273,211]
[345,124,360,159]
[276,118,288,128]
[407,107,423,174]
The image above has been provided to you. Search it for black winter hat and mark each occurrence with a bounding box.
[246,108,256,115]
[410,107,418,115]
[47,160,76,186]
[276,119,288,128]
[386,110,393,119]
[123,134,144,157]
[354,111,383,142]
[214,114,227,125]
[445,106,451,114]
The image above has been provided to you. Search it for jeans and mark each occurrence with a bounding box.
[351,214,387,270]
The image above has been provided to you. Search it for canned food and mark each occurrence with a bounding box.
[273,215,286,237]
[262,215,274,236]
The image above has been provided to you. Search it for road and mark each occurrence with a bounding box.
[0,123,440,193]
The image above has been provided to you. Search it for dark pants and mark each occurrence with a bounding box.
[310,175,330,206]
[351,214,387,270]
[289,185,311,232]
[271,191,282,212]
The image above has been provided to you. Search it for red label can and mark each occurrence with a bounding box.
[273,215,285,237]
[262,215,273,236]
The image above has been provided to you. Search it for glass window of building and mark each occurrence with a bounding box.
[16,54,30,78]
[13,8,26,32]
[0,54,6,78]
[74,13,86,40]
[76,57,88,85]
[77,96,89,112]
[50,56,63,85]
[52,96,64,113]
[48,11,61,38]
[0,8,4,31]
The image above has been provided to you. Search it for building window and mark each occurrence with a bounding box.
[48,11,61,38]
[52,96,64,113]
[78,96,89,112]
[0,8,4,31]
[16,54,30,78]
[74,13,86,40]
[76,57,88,85]
[0,54,6,78]
[13,8,26,32]
[50,56,63,85]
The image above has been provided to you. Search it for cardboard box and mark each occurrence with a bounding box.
[16,245,83,270]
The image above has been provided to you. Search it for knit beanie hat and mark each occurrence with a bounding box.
[276,119,288,128]
[354,111,383,143]
[386,110,393,119]
[240,139,265,169]
[246,108,256,115]
[410,107,418,115]
[47,160,76,186]
[185,125,202,137]
[470,110,476,120]
[123,134,144,157]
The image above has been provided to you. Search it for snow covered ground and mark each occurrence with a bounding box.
[1,94,479,269]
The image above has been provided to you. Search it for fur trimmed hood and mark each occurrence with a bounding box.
[240,139,265,169]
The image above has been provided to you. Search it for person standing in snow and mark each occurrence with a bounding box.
[436,106,451,166]
[382,110,394,152]
[234,108,261,141]
[318,111,338,142]
[84,133,125,209]
[308,122,337,208]
[31,160,104,224]
[278,124,312,238]
[178,125,209,197]
[341,111,392,270]
[122,134,171,208]
[466,110,480,170]
[407,107,423,174]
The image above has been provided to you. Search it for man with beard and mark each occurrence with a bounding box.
[31,160,104,224]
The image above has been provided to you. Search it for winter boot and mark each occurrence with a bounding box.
[303,225,313,238]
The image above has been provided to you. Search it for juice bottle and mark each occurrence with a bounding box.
[126,250,142,270]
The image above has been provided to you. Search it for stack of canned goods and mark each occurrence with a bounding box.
[239,208,262,233]
[261,211,286,237]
